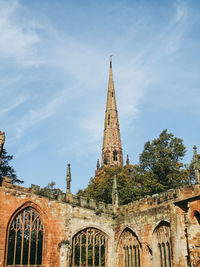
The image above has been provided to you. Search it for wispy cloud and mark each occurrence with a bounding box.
[0,0,42,66]
[0,95,27,116]
[8,89,68,142]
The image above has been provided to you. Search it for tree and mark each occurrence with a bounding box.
[77,165,143,205]
[139,129,190,190]
[35,181,63,199]
[77,129,191,204]
[0,148,23,184]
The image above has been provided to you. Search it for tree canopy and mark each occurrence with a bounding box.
[77,129,190,205]
[0,148,23,184]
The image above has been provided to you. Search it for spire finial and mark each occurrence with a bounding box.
[110,55,113,68]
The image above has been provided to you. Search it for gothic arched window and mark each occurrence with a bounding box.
[118,228,141,267]
[153,222,172,267]
[72,227,108,267]
[113,150,118,161]
[6,207,44,266]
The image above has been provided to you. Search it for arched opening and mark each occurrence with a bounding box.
[72,227,108,267]
[6,207,44,266]
[113,150,118,161]
[117,228,141,267]
[194,211,200,224]
[153,221,172,267]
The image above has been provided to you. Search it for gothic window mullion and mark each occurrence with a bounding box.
[93,230,95,267]
[20,210,25,265]
[159,243,163,267]
[28,209,33,265]
[13,227,18,265]
[86,229,89,267]
[130,246,133,267]
[35,217,39,264]
[79,235,82,267]
[99,237,101,267]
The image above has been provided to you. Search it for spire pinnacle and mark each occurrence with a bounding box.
[66,163,71,195]
[0,131,5,167]
[101,57,123,167]
[126,154,130,166]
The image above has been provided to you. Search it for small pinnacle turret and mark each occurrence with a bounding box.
[66,163,71,195]
[126,154,130,166]
[192,146,200,184]
[101,57,123,167]
[97,159,100,170]
[0,131,5,167]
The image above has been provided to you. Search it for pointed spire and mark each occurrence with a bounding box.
[126,154,130,166]
[66,163,71,195]
[102,57,123,167]
[112,175,118,211]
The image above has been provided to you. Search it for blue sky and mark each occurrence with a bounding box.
[0,0,200,193]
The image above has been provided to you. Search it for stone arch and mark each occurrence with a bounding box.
[71,227,109,267]
[117,227,142,267]
[4,201,47,266]
[153,221,172,267]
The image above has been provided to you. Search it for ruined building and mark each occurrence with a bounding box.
[0,60,200,267]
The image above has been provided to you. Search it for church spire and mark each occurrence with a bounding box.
[101,57,123,167]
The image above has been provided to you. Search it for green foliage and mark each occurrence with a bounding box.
[35,181,63,199]
[0,148,23,184]
[77,130,191,205]
[139,129,190,191]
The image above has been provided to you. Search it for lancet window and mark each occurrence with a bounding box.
[154,222,172,267]
[72,227,108,267]
[113,150,118,161]
[118,228,141,267]
[6,207,44,266]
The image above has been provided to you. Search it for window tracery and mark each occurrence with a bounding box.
[113,150,118,161]
[118,228,141,267]
[154,222,172,267]
[72,227,108,267]
[6,207,44,266]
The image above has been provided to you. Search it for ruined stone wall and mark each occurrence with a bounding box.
[0,179,199,267]
[115,184,200,267]
[0,181,114,267]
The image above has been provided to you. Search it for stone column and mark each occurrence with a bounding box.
[60,243,72,267]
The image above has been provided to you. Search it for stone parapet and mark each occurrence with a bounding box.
[118,184,200,216]
[2,179,114,214]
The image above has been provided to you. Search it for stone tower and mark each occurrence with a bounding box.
[101,57,123,167]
